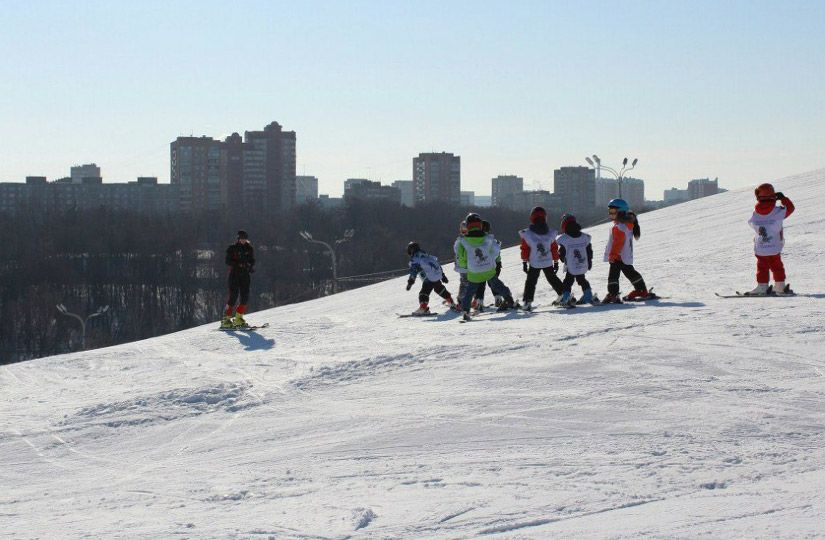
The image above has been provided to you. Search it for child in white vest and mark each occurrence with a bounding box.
[556,214,594,306]
[406,242,455,314]
[603,199,648,303]
[746,183,795,295]
[519,206,564,310]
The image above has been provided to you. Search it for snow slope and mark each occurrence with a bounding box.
[2,170,825,539]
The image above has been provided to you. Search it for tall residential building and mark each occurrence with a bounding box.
[391,180,414,207]
[491,175,524,207]
[344,179,402,203]
[70,163,101,184]
[171,121,297,213]
[460,191,475,206]
[688,177,719,200]
[620,177,645,210]
[595,177,619,208]
[412,152,460,206]
[295,175,319,204]
[553,166,596,213]
[243,121,297,213]
[170,136,224,211]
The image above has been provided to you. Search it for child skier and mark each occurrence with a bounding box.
[746,183,795,295]
[602,199,649,303]
[556,214,594,306]
[519,206,564,310]
[406,242,456,315]
[456,213,516,319]
[221,230,255,328]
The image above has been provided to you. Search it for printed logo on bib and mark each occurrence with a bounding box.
[758,226,772,243]
[573,249,584,263]
[536,243,548,257]
[474,248,489,264]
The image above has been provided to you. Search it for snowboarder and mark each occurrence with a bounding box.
[519,206,564,310]
[602,199,648,303]
[406,242,456,315]
[222,230,255,328]
[456,213,516,319]
[556,214,594,306]
[746,183,795,295]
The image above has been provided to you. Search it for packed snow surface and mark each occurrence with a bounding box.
[2,170,825,539]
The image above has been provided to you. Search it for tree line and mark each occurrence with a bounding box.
[2,200,559,363]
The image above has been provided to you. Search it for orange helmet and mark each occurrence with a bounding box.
[755,183,776,200]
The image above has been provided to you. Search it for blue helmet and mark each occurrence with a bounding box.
[607,198,629,212]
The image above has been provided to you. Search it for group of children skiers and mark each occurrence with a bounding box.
[219,183,795,327]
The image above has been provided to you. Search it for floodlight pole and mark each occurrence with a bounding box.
[586,155,638,199]
[299,229,355,294]
[56,304,109,350]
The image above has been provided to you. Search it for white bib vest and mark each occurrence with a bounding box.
[452,237,468,273]
[459,237,499,273]
[519,228,557,268]
[748,207,786,256]
[557,233,591,276]
[410,252,443,282]
[603,222,634,265]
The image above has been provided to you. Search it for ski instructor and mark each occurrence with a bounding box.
[221,230,255,329]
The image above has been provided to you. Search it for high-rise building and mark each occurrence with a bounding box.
[391,180,414,207]
[412,152,460,206]
[664,188,690,204]
[170,136,224,211]
[460,191,475,206]
[171,121,297,213]
[296,175,319,204]
[620,177,645,210]
[491,175,524,207]
[688,178,719,200]
[553,166,595,213]
[70,163,101,184]
[243,122,296,213]
[344,179,402,203]
[595,177,619,208]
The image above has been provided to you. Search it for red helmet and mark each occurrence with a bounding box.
[529,206,547,224]
[755,183,776,200]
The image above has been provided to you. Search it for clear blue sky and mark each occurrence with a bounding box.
[1,0,823,197]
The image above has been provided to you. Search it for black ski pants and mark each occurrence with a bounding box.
[562,272,591,293]
[462,277,512,312]
[227,270,251,309]
[419,279,450,304]
[522,266,563,302]
[607,261,646,295]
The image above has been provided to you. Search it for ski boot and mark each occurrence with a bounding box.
[220,315,234,329]
[559,291,572,305]
[232,312,248,328]
[497,297,516,312]
[412,303,430,316]
[577,288,594,305]
[774,282,794,295]
[744,283,770,296]
[522,301,533,312]
[602,293,622,304]
[623,289,650,301]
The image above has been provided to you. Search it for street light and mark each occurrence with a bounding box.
[299,229,355,294]
[585,155,639,199]
[56,304,109,350]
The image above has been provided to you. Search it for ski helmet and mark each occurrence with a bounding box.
[529,206,547,224]
[406,241,421,256]
[465,213,483,231]
[755,183,776,200]
[560,213,576,233]
[237,230,249,240]
[607,198,630,212]
[481,220,491,233]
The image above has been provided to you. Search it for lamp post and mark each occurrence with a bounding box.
[585,155,638,199]
[299,229,355,294]
[56,304,109,350]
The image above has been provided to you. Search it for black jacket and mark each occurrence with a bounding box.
[226,242,255,273]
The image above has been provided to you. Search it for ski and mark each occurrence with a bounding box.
[217,322,270,331]
[397,312,439,318]
[715,292,796,298]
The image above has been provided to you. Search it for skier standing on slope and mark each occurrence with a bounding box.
[746,183,795,295]
[556,214,595,306]
[519,206,564,310]
[221,230,255,328]
[602,199,649,303]
[456,213,516,319]
[406,242,456,315]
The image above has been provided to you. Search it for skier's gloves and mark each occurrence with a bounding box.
[441,275,449,284]
[552,261,559,273]
[774,191,785,200]
[406,279,414,291]
[522,261,529,274]
[495,261,502,276]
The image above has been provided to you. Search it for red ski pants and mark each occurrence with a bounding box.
[755,254,785,283]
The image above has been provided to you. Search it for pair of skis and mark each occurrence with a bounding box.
[715,284,796,298]
[217,322,270,331]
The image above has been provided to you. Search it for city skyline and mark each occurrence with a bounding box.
[2,1,823,197]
